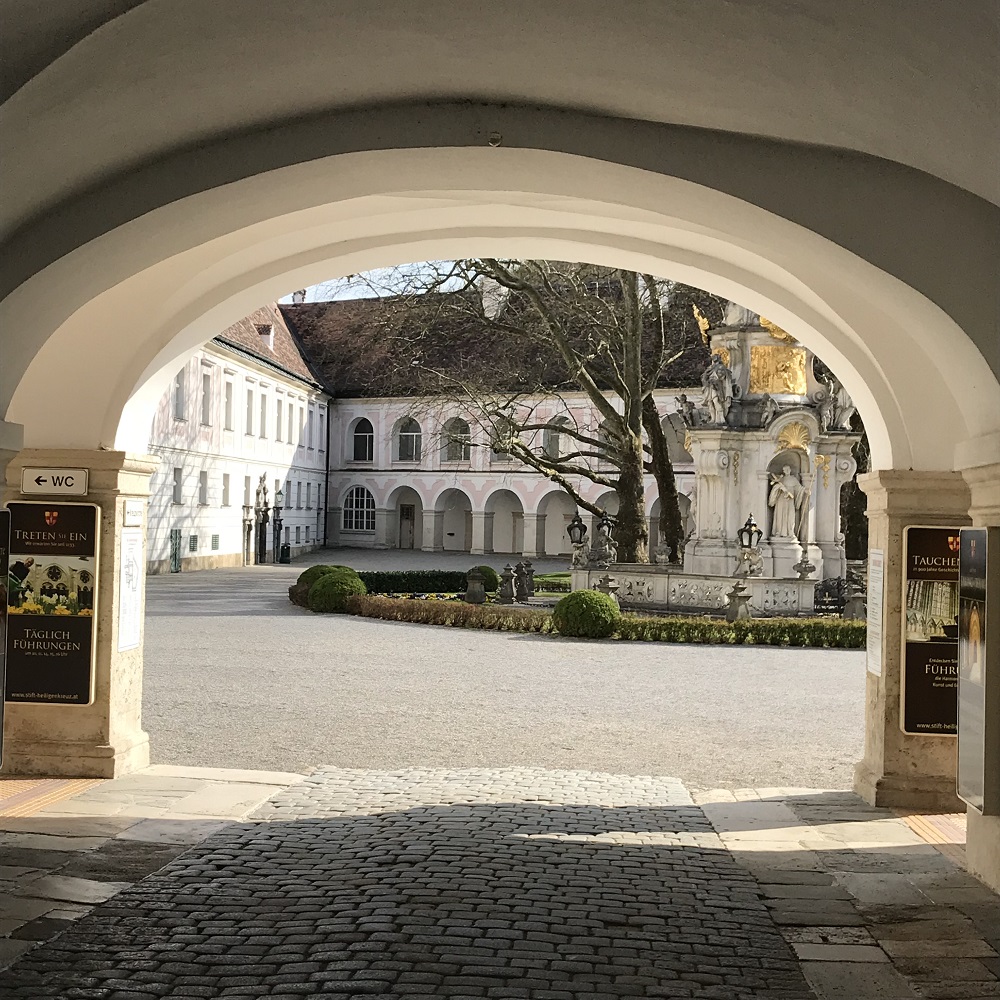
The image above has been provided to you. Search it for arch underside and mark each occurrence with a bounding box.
[1,147,996,474]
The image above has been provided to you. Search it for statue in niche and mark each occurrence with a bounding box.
[817,388,836,434]
[831,378,856,429]
[760,394,779,427]
[768,465,808,539]
[700,354,735,425]
[676,393,698,427]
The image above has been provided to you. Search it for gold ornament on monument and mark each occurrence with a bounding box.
[749,344,807,395]
[692,303,711,343]
[683,429,693,454]
[814,453,831,488]
[777,421,811,452]
[712,346,731,368]
[759,316,797,342]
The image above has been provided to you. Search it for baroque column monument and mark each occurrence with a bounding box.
[681,306,861,582]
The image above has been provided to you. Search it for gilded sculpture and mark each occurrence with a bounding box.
[749,345,807,395]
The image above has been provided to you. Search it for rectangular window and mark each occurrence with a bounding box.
[244,475,252,506]
[295,525,301,544]
[245,389,254,435]
[198,470,208,505]
[211,534,220,551]
[222,473,231,506]
[200,370,212,425]
[224,381,234,430]
[189,534,198,552]
[296,481,302,508]
[307,406,315,449]
[306,483,312,509]
[172,467,183,504]
[284,526,290,544]
[287,402,294,443]
[318,408,326,452]
[259,393,268,438]
[305,526,311,543]
[276,398,283,440]
[173,370,186,420]
[285,479,292,506]
[298,406,305,444]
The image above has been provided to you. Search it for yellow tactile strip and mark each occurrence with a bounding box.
[897,811,967,869]
[0,777,103,817]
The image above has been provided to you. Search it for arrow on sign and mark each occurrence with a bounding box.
[34,476,47,485]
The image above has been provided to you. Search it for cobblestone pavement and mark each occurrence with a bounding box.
[5,768,814,999]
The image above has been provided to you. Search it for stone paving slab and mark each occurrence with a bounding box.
[4,767,814,998]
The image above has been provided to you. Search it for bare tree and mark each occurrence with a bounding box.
[298,260,722,563]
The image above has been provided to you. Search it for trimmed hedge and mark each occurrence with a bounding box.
[354,570,470,593]
[471,565,500,592]
[346,595,554,632]
[296,564,346,589]
[615,614,866,648]
[343,596,866,648]
[534,572,572,593]
[308,569,367,613]
[552,590,621,638]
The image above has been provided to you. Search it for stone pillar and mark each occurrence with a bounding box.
[521,513,543,558]
[0,420,24,490]
[373,507,393,549]
[470,511,489,555]
[421,510,444,552]
[961,458,1000,893]
[2,449,158,778]
[853,470,970,811]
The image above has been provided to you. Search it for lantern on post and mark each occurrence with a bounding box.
[737,514,763,550]
[733,514,764,578]
[567,512,588,546]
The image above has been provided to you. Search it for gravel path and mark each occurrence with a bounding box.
[142,564,865,790]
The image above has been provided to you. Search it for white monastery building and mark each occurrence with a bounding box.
[146,306,330,572]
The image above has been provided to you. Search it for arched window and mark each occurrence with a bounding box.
[342,486,376,531]
[352,418,374,462]
[397,418,422,461]
[490,414,515,462]
[442,417,472,462]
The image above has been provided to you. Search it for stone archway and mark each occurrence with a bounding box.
[483,489,524,556]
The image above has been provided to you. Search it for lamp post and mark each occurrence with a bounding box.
[567,511,590,569]
[734,513,764,578]
[272,488,284,564]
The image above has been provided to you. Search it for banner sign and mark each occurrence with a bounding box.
[5,502,99,705]
[957,527,1000,813]
[0,510,9,765]
[867,549,884,676]
[900,526,961,735]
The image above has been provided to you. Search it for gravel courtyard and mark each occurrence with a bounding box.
[143,561,865,790]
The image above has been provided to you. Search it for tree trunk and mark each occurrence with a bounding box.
[642,395,683,564]
[614,431,649,563]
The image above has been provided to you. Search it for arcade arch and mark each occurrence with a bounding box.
[537,490,578,557]
[433,487,473,553]
[385,484,425,550]
[483,489,524,556]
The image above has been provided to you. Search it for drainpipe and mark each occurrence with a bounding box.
[323,395,332,548]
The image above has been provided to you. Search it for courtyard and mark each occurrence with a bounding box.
[142,554,865,790]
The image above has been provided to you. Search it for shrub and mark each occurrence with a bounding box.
[356,570,468,593]
[296,564,357,590]
[534,572,572,593]
[614,614,866,648]
[308,568,367,613]
[552,590,621,639]
[346,595,555,633]
[471,565,500,592]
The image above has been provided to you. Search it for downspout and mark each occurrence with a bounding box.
[323,394,332,548]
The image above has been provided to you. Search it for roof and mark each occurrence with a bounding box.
[280,296,714,398]
[213,304,324,389]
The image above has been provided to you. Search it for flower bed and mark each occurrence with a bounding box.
[341,596,866,648]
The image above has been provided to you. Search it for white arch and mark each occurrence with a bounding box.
[2,148,995,472]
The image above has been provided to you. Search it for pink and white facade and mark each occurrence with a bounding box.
[325,394,695,557]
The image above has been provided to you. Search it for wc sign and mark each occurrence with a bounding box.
[20,468,89,496]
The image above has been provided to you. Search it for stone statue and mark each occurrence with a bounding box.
[588,514,617,569]
[760,394,779,427]
[722,302,759,328]
[676,393,698,427]
[816,388,835,434]
[255,473,268,510]
[768,465,807,539]
[831,378,856,430]
[700,354,735,425]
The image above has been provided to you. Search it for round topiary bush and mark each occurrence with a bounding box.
[307,568,367,613]
[470,565,500,592]
[552,590,621,638]
[296,564,357,588]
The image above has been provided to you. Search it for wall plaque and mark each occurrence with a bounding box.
[957,527,1000,813]
[5,502,99,705]
[117,526,143,652]
[900,526,961,735]
[749,344,807,395]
